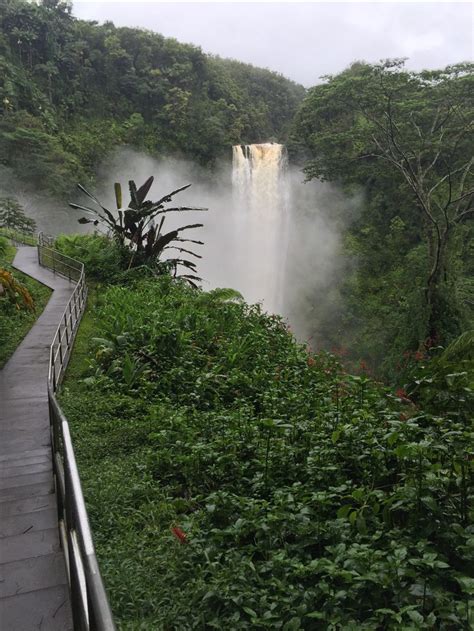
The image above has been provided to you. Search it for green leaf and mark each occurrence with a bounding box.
[407,610,424,625]
[243,607,257,618]
[337,505,352,519]
[114,182,122,209]
[456,576,474,594]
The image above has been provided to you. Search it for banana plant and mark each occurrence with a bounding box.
[69,177,207,286]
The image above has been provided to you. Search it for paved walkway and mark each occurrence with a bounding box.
[0,247,73,630]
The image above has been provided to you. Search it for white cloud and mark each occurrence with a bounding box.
[72,2,473,86]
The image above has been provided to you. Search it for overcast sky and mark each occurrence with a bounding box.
[72,1,473,87]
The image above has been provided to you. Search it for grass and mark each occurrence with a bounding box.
[3,241,16,264]
[0,247,52,368]
[62,287,99,381]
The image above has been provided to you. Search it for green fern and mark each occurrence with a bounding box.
[440,330,474,362]
[200,287,244,304]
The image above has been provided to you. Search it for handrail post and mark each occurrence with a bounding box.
[64,312,70,345]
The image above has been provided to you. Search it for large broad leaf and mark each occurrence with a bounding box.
[174,237,204,245]
[176,223,204,233]
[164,206,207,212]
[172,258,198,271]
[152,230,179,256]
[136,176,154,205]
[76,184,116,225]
[78,217,99,225]
[154,184,192,207]
[69,202,98,216]
[123,209,140,231]
[69,202,109,226]
[164,246,202,259]
[129,180,139,209]
[114,183,122,209]
[178,273,202,282]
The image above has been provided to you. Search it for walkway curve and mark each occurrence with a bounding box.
[0,246,73,630]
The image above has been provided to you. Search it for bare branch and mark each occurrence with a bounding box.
[455,207,474,223]
[427,160,472,198]
[458,157,474,197]
[450,189,474,207]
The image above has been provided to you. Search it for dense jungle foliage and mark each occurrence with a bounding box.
[1,3,471,625]
[61,268,473,629]
[292,60,474,380]
[0,0,305,196]
[0,238,51,367]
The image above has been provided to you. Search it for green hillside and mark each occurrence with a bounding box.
[0,0,305,196]
[60,273,473,629]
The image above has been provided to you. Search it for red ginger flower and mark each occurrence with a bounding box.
[171,526,188,544]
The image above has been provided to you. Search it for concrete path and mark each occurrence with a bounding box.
[0,247,73,630]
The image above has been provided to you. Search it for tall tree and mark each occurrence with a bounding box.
[295,60,473,356]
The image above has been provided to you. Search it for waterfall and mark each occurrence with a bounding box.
[232,143,289,314]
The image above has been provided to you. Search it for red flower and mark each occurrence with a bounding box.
[395,388,413,404]
[414,351,424,361]
[171,526,188,544]
[307,357,316,367]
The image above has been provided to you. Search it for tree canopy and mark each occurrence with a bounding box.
[293,60,473,376]
[0,0,305,196]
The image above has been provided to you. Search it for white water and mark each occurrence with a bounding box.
[232,143,289,314]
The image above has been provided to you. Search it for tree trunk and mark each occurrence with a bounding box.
[425,228,452,345]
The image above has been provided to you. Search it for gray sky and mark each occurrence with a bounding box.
[73,2,473,87]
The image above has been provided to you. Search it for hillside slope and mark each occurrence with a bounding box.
[60,274,473,629]
[0,0,305,196]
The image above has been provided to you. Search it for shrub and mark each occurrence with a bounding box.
[0,197,36,234]
[61,277,474,630]
[54,234,125,282]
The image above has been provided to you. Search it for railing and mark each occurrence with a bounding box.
[37,233,116,631]
[0,226,38,246]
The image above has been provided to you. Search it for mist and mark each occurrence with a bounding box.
[0,165,90,236]
[283,175,361,346]
[95,147,359,347]
[2,146,359,349]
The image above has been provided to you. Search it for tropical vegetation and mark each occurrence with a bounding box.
[0,0,305,196]
[292,59,473,380]
[0,196,37,234]
[67,176,206,286]
[1,2,472,628]
[0,241,51,367]
[61,269,473,629]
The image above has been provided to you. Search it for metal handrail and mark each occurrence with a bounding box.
[37,234,116,631]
